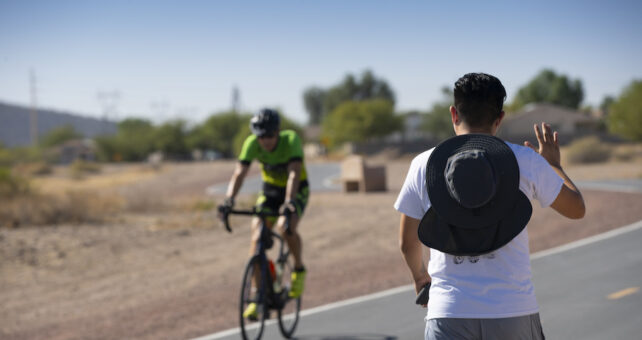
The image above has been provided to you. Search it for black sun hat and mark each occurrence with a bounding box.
[418,134,532,256]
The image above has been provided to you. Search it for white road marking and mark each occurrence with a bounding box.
[192,219,642,340]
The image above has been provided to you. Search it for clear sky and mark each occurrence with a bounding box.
[1,0,641,125]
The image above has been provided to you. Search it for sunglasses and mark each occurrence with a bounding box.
[258,132,277,139]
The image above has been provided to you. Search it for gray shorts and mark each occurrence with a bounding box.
[425,313,545,340]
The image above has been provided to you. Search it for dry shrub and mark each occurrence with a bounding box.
[0,167,31,198]
[13,162,53,176]
[192,200,215,211]
[70,160,101,179]
[0,190,120,228]
[565,136,612,164]
[120,187,168,213]
[612,144,642,162]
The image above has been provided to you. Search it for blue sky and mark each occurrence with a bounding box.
[1,0,641,124]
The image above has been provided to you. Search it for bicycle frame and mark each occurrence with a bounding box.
[222,208,292,306]
[220,206,300,339]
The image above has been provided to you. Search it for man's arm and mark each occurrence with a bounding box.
[225,162,250,201]
[525,122,585,219]
[399,213,431,296]
[285,160,302,204]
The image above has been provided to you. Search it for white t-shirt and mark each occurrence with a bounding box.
[394,141,564,319]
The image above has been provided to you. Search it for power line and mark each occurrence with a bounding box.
[29,69,38,146]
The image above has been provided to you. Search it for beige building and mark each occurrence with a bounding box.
[498,103,600,145]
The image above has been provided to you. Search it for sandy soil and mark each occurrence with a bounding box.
[1,158,641,340]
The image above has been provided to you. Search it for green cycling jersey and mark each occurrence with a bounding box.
[238,130,308,187]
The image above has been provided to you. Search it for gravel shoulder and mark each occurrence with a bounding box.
[1,159,641,340]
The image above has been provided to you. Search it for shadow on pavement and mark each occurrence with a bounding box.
[293,334,396,340]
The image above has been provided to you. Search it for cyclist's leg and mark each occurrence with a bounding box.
[244,192,279,318]
[277,183,308,269]
[277,184,309,298]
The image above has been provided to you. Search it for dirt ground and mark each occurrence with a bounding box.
[1,158,642,340]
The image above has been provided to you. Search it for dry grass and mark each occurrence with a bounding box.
[565,136,612,164]
[3,146,641,230]
[0,191,121,228]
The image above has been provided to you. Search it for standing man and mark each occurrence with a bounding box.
[395,73,585,339]
[220,108,309,319]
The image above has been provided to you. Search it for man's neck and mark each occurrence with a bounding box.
[455,126,495,136]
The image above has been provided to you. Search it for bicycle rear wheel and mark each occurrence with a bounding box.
[239,256,268,340]
[277,253,301,338]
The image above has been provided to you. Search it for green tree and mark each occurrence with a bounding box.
[600,95,616,115]
[422,87,455,140]
[187,111,251,158]
[322,99,402,147]
[303,70,396,124]
[95,118,156,161]
[511,69,584,111]
[607,80,642,141]
[303,87,326,125]
[154,120,190,158]
[40,125,83,148]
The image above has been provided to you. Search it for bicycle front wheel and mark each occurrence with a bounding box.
[277,254,301,338]
[239,256,268,340]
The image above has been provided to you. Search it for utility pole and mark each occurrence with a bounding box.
[97,90,120,134]
[150,99,170,123]
[29,69,38,146]
[231,85,241,113]
[97,90,120,122]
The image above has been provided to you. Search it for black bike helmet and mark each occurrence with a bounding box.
[250,108,280,137]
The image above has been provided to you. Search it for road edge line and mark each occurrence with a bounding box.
[530,219,642,260]
[193,218,642,340]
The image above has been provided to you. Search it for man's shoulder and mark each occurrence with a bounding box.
[408,147,436,173]
[504,141,544,166]
[505,141,535,157]
[244,134,258,145]
[280,129,300,140]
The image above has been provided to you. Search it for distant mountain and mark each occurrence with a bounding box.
[0,102,117,147]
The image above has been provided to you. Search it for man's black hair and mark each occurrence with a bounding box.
[453,73,506,128]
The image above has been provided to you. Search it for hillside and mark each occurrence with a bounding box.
[0,102,117,147]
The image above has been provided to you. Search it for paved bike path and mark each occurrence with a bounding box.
[195,220,642,340]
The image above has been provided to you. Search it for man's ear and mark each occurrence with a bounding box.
[450,105,459,124]
[494,111,505,130]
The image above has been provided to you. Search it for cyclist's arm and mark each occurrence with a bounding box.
[285,160,302,203]
[399,213,431,293]
[225,161,250,200]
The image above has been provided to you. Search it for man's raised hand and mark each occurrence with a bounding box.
[524,122,561,168]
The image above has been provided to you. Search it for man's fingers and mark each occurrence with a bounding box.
[533,124,543,145]
[524,141,537,151]
[553,131,559,145]
[543,123,553,142]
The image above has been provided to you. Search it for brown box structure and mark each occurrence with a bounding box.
[340,155,387,192]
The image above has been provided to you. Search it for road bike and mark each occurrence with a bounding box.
[220,207,301,340]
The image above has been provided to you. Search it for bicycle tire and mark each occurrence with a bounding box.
[277,253,301,338]
[239,256,268,340]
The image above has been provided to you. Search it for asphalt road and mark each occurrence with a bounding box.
[205,162,642,196]
[206,163,341,195]
[195,220,642,340]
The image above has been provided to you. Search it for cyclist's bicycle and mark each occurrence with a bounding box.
[220,207,301,340]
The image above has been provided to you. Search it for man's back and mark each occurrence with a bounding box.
[395,142,564,318]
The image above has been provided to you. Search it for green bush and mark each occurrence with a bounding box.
[13,162,53,176]
[70,160,101,179]
[0,167,30,198]
[608,80,642,141]
[566,136,611,164]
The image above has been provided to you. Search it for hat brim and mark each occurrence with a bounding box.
[426,134,520,228]
[418,190,532,256]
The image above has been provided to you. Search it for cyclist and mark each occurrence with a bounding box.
[219,108,309,320]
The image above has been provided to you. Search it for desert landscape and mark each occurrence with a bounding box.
[1,152,642,340]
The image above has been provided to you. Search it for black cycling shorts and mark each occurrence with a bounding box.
[256,180,309,222]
